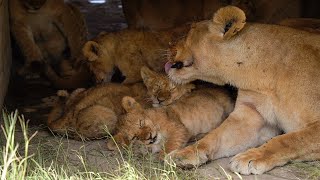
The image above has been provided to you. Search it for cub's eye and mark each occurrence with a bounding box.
[131,136,137,141]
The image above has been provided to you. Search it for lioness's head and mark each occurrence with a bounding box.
[21,0,47,12]
[140,66,195,107]
[82,33,118,84]
[107,96,162,151]
[165,6,246,85]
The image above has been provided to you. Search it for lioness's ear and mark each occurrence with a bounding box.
[82,41,100,62]
[122,96,143,112]
[212,6,246,40]
[140,66,158,85]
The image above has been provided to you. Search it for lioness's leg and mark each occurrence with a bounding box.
[166,104,280,168]
[230,121,320,175]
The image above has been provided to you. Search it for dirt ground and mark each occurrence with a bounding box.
[3,0,320,179]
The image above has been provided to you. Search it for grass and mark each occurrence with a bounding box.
[288,161,320,180]
[4,110,320,180]
[0,110,204,179]
[2,110,320,180]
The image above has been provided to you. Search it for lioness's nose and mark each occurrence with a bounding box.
[171,61,183,69]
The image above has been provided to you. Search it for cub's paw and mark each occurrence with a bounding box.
[106,139,118,151]
[165,145,208,169]
[230,148,274,175]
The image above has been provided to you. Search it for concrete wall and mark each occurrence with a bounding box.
[0,0,12,111]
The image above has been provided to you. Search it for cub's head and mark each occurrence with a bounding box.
[165,6,246,85]
[107,96,161,151]
[141,66,195,107]
[21,0,47,11]
[82,32,118,84]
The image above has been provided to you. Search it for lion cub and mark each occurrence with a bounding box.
[82,27,189,84]
[47,82,149,140]
[140,66,196,107]
[47,67,193,140]
[107,85,234,157]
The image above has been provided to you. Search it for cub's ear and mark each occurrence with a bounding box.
[212,6,246,40]
[140,66,157,85]
[82,41,100,62]
[122,96,143,112]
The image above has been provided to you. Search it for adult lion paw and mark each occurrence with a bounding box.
[165,145,208,169]
[230,148,274,175]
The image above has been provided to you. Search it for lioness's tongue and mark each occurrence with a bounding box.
[165,62,173,74]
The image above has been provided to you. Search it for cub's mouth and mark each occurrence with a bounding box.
[165,61,193,74]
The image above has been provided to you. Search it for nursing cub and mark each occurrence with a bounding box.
[107,81,234,157]
[165,6,320,175]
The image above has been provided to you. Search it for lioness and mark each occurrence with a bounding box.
[165,6,320,175]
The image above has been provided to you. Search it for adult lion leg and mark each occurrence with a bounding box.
[230,121,320,175]
[166,104,280,168]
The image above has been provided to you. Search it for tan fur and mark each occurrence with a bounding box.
[47,67,181,139]
[82,27,189,84]
[10,0,91,88]
[107,79,234,158]
[165,6,320,175]
[47,82,150,140]
[140,66,195,107]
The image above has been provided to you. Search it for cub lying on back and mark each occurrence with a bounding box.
[82,27,189,84]
[165,6,320,175]
[47,67,193,139]
[10,0,87,76]
[107,85,234,157]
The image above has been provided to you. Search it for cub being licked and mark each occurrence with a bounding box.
[82,26,189,84]
[166,6,320,175]
[47,67,189,140]
[140,66,196,107]
[107,81,234,158]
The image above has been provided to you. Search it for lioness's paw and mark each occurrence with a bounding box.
[165,145,208,169]
[230,148,273,175]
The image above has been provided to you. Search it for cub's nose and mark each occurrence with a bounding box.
[171,61,184,69]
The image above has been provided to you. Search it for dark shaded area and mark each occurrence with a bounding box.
[5,0,126,126]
